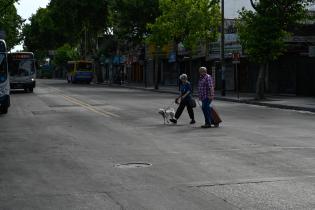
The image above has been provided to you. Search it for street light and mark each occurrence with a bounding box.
[221,0,226,96]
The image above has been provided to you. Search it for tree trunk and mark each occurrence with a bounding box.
[265,63,270,93]
[95,61,103,83]
[154,54,159,89]
[255,63,266,100]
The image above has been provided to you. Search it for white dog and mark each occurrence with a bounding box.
[158,107,175,124]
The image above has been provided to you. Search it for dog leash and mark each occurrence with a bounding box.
[165,101,176,110]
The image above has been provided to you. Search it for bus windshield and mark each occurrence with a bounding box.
[0,54,7,82]
[8,59,35,77]
[78,62,92,71]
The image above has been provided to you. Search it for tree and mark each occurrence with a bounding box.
[54,43,79,66]
[0,0,18,15]
[109,0,160,46]
[147,0,220,50]
[22,8,58,53]
[237,0,313,99]
[0,0,22,50]
[48,0,109,57]
[53,43,79,77]
[23,0,110,59]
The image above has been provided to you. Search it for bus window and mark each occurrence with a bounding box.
[78,62,92,71]
[0,54,7,82]
[9,59,35,77]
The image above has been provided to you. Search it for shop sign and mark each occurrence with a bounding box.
[112,55,126,64]
[208,33,242,59]
[288,36,315,43]
[209,42,242,59]
[309,46,315,57]
[168,52,176,63]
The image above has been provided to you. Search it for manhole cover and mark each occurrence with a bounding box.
[114,162,152,169]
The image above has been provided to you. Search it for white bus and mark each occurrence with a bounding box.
[0,40,10,114]
[8,52,36,92]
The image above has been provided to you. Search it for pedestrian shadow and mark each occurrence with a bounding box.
[178,125,223,133]
[143,123,186,128]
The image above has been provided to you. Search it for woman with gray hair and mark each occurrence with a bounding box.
[170,74,195,124]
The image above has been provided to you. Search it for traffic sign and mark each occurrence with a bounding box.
[232,52,240,64]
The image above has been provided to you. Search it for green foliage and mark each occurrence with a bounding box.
[0,0,18,15]
[53,44,79,66]
[237,9,289,64]
[23,0,110,57]
[49,0,109,42]
[237,0,312,64]
[23,8,58,52]
[147,0,220,49]
[109,0,160,45]
[0,0,22,50]
[237,0,313,99]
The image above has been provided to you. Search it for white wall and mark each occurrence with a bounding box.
[224,0,253,19]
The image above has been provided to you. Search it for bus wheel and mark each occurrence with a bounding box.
[0,105,8,114]
[24,88,28,93]
[29,88,34,93]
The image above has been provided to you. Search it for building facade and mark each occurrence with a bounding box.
[101,2,315,96]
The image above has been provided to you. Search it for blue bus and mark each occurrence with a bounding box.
[0,40,10,114]
[67,60,94,84]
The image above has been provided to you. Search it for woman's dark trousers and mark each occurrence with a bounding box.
[175,100,194,120]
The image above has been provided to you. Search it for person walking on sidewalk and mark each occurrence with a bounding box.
[170,74,196,124]
[198,67,215,128]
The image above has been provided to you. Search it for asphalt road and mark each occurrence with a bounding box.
[1,79,315,210]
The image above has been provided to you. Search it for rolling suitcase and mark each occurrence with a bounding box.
[211,107,222,127]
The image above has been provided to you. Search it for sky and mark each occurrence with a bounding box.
[13,0,50,51]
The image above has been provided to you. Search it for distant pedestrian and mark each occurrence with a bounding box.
[198,67,215,128]
[170,74,195,124]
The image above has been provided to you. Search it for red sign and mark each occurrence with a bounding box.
[10,53,34,60]
[232,52,240,64]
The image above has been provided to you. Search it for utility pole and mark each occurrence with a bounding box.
[221,0,226,96]
[84,27,87,60]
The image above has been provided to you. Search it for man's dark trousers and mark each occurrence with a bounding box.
[202,98,212,125]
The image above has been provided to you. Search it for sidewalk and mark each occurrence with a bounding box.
[95,82,315,113]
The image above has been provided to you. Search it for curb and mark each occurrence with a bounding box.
[93,83,315,113]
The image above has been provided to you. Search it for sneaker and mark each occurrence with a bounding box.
[201,124,211,128]
[170,119,177,124]
[214,124,219,128]
[190,120,196,124]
